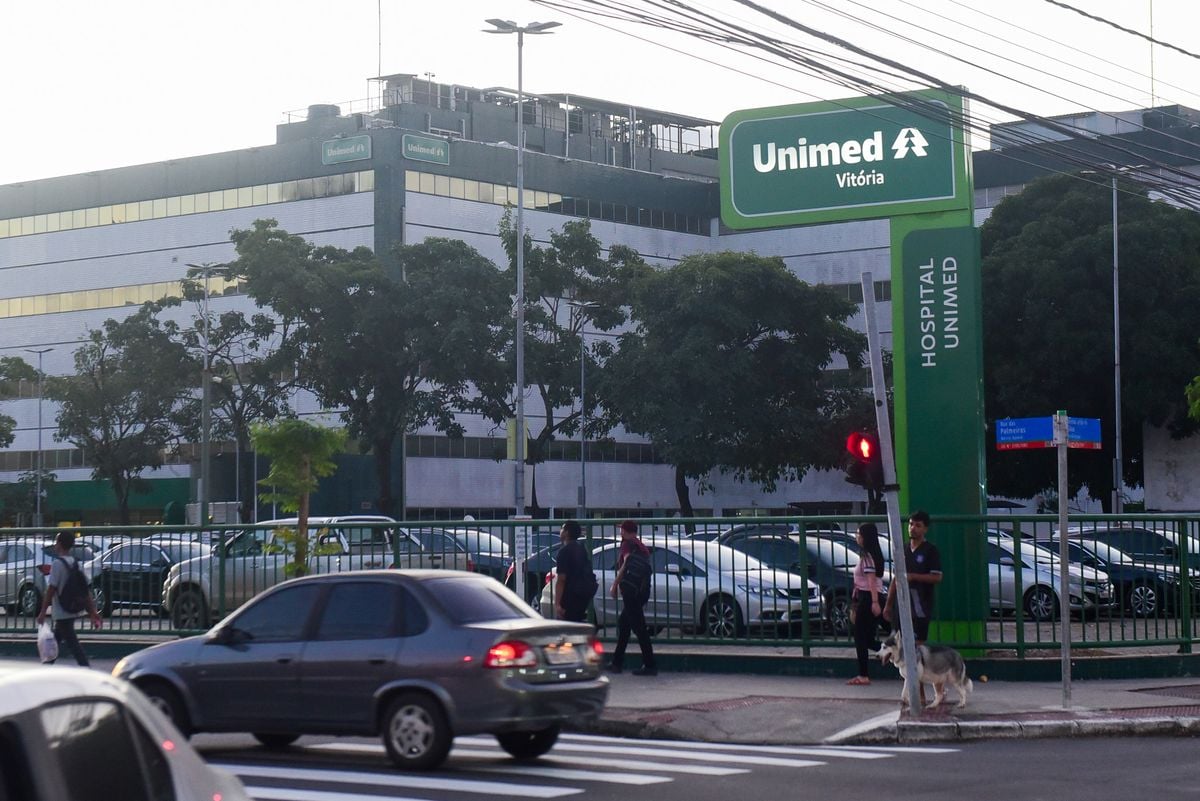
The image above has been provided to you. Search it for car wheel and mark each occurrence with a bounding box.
[1024,586,1058,621]
[16,584,41,617]
[171,588,208,629]
[253,733,300,748]
[138,680,192,736]
[381,692,452,770]
[1127,582,1159,618]
[496,725,560,760]
[701,595,744,638]
[827,592,852,636]
[92,582,112,617]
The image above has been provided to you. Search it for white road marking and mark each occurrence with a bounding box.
[215,762,581,798]
[245,787,428,801]
[450,748,750,775]
[547,732,895,758]
[467,764,672,784]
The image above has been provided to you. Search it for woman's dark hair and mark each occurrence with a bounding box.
[561,520,582,541]
[858,523,885,575]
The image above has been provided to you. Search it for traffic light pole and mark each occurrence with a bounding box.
[862,272,921,712]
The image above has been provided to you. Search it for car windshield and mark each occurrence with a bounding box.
[456,530,507,556]
[810,538,861,569]
[667,540,772,573]
[425,577,530,623]
[1077,540,1135,565]
[159,542,209,563]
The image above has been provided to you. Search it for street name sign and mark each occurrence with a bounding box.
[996,416,1102,450]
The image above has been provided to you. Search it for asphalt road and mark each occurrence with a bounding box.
[193,733,1199,801]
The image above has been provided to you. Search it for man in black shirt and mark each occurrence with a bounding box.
[883,510,943,644]
[554,520,594,623]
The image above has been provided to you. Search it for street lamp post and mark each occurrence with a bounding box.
[567,300,598,519]
[485,17,561,516]
[187,264,214,526]
[1110,175,1124,513]
[24,347,52,527]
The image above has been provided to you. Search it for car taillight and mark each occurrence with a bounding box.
[503,563,514,583]
[467,558,476,572]
[587,637,604,664]
[483,640,538,668]
[38,564,51,576]
[544,570,555,585]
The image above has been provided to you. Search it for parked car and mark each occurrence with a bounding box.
[92,540,211,617]
[1055,525,1200,568]
[0,538,97,617]
[447,528,512,581]
[541,536,823,637]
[721,532,890,635]
[115,570,608,770]
[1048,535,1198,617]
[984,534,1113,620]
[504,535,617,609]
[161,516,471,629]
[0,661,251,801]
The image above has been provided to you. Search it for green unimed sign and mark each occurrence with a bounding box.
[719,89,970,229]
[402,134,450,166]
[321,135,372,165]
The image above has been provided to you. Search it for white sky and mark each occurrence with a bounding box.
[1,0,1196,185]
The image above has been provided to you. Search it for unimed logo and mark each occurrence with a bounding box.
[751,128,930,174]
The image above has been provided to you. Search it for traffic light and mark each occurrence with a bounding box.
[844,431,885,492]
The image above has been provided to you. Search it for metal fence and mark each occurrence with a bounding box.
[3,514,1197,657]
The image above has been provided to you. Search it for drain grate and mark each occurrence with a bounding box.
[1133,684,1200,700]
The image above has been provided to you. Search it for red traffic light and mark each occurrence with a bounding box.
[846,432,878,463]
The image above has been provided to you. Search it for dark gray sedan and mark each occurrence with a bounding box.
[112,570,608,770]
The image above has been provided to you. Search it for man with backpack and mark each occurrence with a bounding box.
[608,520,657,676]
[36,531,102,666]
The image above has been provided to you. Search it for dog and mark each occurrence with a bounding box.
[878,632,973,709]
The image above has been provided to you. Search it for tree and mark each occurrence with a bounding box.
[47,303,196,524]
[982,174,1200,506]
[253,419,345,577]
[490,215,647,512]
[228,220,510,517]
[598,251,867,515]
[175,267,301,522]
[0,356,35,449]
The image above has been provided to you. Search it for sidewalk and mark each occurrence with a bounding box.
[583,664,1200,745]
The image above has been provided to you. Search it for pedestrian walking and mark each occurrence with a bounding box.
[554,520,597,623]
[36,531,103,666]
[847,522,885,686]
[608,520,657,676]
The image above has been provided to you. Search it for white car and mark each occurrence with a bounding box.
[0,660,250,801]
[985,533,1113,620]
[541,536,823,637]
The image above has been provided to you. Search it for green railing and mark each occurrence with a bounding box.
[3,513,1197,657]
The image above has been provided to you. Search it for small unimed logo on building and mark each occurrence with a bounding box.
[321,135,372,165]
[402,134,450,165]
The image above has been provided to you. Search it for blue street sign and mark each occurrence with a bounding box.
[1067,416,1102,450]
[996,417,1054,450]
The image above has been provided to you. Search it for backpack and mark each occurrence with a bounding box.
[619,549,652,595]
[55,556,91,614]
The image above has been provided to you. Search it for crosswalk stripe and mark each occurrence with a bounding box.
[309,740,824,769]
[245,786,428,801]
[466,764,672,785]
[215,762,581,798]
[451,748,750,776]
[549,733,895,759]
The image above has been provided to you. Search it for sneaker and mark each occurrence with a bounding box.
[632,666,658,676]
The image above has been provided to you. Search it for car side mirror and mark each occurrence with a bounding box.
[665,563,682,576]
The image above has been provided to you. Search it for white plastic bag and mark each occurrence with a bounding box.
[37,621,58,664]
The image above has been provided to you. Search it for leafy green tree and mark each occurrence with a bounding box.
[0,356,35,449]
[598,251,867,515]
[253,419,345,577]
[491,214,648,512]
[174,268,301,522]
[982,174,1200,506]
[228,220,510,517]
[46,304,196,524]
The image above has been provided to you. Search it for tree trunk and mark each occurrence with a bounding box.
[674,465,694,517]
[373,435,395,517]
[113,474,131,526]
[295,460,310,577]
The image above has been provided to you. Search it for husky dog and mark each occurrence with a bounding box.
[878,632,973,709]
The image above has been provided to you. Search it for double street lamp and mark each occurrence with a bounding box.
[484,17,561,516]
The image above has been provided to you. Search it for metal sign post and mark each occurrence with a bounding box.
[863,273,921,712]
[1054,410,1072,708]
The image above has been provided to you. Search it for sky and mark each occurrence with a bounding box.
[1,0,1196,186]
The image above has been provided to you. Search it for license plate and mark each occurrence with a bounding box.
[543,643,581,666]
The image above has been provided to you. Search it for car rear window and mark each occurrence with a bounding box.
[425,578,530,623]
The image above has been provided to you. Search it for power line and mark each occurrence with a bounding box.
[1040,0,1200,62]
